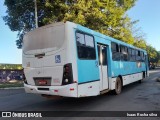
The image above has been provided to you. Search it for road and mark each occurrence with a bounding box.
[0,68,160,119]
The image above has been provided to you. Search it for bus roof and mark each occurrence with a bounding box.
[72,21,147,53]
[25,22,65,36]
[25,21,147,53]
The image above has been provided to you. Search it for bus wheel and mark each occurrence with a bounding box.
[114,77,122,95]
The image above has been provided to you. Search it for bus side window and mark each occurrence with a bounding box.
[120,45,128,61]
[85,35,96,59]
[76,32,85,58]
[111,42,120,61]
[136,50,141,61]
[128,48,132,61]
[141,52,145,62]
[124,46,128,61]
[76,32,96,60]
[76,32,85,45]
[131,49,136,61]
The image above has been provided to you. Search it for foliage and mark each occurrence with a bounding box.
[3,0,137,48]
[0,64,22,70]
[156,51,160,65]
[3,0,160,63]
[146,45,158,63]
[133,39,146,50]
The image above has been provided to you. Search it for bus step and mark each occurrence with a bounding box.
[100,89,110,94]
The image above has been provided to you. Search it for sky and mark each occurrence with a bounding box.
[0,0,160,64]
[127,0,160,51]
[0,0,21,64]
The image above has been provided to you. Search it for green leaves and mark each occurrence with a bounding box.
[3,0,159,65]
[3,0,159,64]
[4,0,138,49]
[133,39,146,50]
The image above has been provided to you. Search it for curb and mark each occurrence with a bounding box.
[0,87,24,90]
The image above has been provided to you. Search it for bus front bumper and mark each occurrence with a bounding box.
[24,83,77,97]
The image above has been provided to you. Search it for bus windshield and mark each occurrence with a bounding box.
[23,24,65,53]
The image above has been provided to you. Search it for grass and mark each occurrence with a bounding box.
[0,81,24,88]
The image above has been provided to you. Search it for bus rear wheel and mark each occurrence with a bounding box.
[114,77,122,95]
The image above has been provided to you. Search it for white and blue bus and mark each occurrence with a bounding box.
[22,21,149,98]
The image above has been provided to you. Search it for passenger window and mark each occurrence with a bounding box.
[76,33,85,45]
[136,50,141,61]
[120,45,128,61]
[111,42,120,61]
[141,52,145,62]
[128,48,132,61]
[111,42,119,52]
[85,35,94,47]
[76,32,96,60]
[131,49,136,61]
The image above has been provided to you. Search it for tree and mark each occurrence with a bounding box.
[146,45,158,64]
[156,51,160,66]
[3,0,137,48]
[44,0,137,44]
[133,39,146,50]
[3,0,46,48]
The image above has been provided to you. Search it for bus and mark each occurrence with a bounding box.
[22,21,149,98]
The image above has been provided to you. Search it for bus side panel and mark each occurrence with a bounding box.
[110,72,143,90]
[77,60,99,83]
[76,26,100,84]
[75,25,100,97]
[78,81,100,97]
[110,54,147,89]
[122,72,143,85]
[111,61,146,77]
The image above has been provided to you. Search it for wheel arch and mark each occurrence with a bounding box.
[118,75,123,86]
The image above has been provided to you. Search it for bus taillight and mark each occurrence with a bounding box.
[62,63,73,85]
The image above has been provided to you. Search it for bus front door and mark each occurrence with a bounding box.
[97,44,109,91]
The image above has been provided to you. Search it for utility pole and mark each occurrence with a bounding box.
[34,0,38,28]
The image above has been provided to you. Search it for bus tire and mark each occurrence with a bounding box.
[114,77,122,95]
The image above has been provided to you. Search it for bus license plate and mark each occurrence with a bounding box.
[38,80,47,85]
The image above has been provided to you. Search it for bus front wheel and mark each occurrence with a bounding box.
[114,77,122,95]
